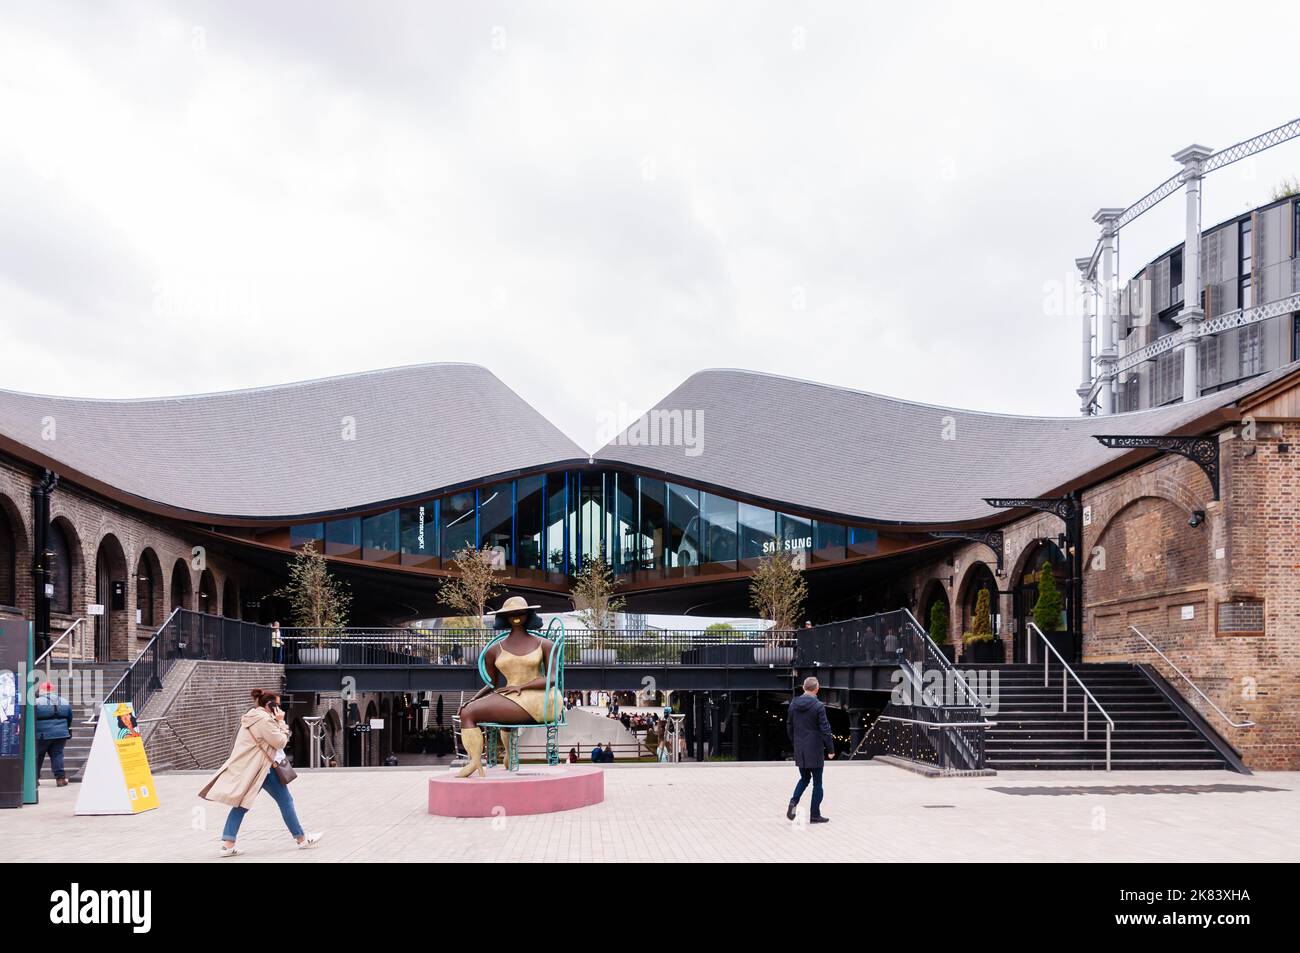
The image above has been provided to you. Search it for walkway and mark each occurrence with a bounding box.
[6,763,1297,863]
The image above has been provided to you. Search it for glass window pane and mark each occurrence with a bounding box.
[702,493,738,566]
[290,522,324,550]
[813,520,845,563]
[545,474,567,578]
[478,482,512,568]
[848,526,878,557]
[325,518,360,559]
[738,503,774,564]
[441,491,476,561]
[400,503,437,568]
[515,476,545,572]
[578,472,607,566]
[362,510,399,563]
[667,484,700,571]
[638,478,666,573]
[776,513,812,559]
[614,473,637,575]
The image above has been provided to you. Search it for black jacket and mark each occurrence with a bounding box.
[787,693,834,769]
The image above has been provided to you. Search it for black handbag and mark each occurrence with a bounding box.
[272,758,297,785]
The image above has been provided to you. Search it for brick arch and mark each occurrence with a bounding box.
[92,532,130,660]
[1087,494,1209,604]
[221,574,240,619]
[0,491,29,608]
[1089,490,1200,552]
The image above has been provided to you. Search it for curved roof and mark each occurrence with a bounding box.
[0,364,586,519]
[594,366,1294,525]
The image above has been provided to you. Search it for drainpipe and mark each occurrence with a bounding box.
[30,470,58,656]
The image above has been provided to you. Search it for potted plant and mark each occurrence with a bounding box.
[748,551,804,664]
[276,542,350,664]
[928,599,955,663]
[961,588,1001,664]
[1032,566,1078,663]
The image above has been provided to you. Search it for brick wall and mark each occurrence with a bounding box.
[0,456,272,660]
[141,660,286,770]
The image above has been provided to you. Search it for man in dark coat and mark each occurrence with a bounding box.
[786,676,834,823]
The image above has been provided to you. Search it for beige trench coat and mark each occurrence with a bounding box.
[198,707,291,809]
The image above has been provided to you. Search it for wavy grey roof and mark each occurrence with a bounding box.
[0,364,586,519]
[594,367,1293,525]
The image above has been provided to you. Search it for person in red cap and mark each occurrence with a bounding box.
[35,682,73,786]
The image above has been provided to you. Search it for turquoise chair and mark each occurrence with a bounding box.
[476,618,567,771]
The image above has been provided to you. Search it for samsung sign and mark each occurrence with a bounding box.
[762,536,811,555]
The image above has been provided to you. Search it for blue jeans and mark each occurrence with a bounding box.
[37,738,67,779]
[791,766,825,817]
[222,768,303,842]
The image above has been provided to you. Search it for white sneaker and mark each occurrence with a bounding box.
[219,844,241,858]
[297,831,323,849]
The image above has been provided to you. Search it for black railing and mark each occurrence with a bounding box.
[864,702,987,772]
[282,628,797,667]
[102,610,275,718]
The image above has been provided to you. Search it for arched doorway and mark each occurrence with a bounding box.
[169,560,193,612]
[918,578,950,649]
[222,577,240,619]
[960,562,1000,638]
[0,495,23,608]
[94,534,129,661]
[1013,540,1068,663]
[364,701,379,766]
[323,709,341,767]
[48,518,79,618]
[136,548,163,629]
[197,569,218,616]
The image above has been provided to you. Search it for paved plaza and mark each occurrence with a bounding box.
[6,762,1299,863]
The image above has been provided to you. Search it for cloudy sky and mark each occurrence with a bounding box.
[2,0,1297,452]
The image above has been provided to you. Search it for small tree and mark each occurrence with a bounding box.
[964,588,994,645]
[1033,565,1064,633]
[275,542,351,645]
[927,598,950,644]
[570,554,625,631]
[439,545,504,624]
[749,551,807,633]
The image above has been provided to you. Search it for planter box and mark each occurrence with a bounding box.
[1038,631,1080,665]
[580,648,617,665]
[961,639,1002,665]
[298,647,340,665]
[935,644,957,664]
[753,646,794,665]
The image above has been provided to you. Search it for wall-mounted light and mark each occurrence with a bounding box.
[1188,510,1206,528]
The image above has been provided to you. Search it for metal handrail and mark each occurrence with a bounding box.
[1027,622,1114,770]
[901,608,987,709]
[32,617,87,679]
[92,607,183,723]
[1128,624,1254,729]
[136,716,202,768]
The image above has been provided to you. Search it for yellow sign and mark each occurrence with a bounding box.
[74,702,159,815]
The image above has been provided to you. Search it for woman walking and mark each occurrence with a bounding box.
[199,688,322,857]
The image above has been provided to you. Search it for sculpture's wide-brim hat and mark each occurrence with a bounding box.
[487,595,542,615]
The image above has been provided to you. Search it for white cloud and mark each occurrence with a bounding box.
[1,0,1298,453]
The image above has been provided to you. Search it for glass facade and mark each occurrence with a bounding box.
[296,468,899,583]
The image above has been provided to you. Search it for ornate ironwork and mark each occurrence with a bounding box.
[982,496,1079,523]
[928,530,1005,573]
[1093,435,1220,500]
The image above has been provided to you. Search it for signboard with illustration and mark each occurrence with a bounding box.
[74,702,159,815]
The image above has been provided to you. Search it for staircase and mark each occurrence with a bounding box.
[37,661,131,783]
[970,663,1235,771]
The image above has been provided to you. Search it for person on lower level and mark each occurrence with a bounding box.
[786,676,834,824]
[35,682,73,786]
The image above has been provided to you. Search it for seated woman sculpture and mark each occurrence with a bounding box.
[455,596,561,778]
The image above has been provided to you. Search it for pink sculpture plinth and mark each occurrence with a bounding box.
[428,765,605,817]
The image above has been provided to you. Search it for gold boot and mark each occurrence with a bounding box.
[456,727,485,778]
